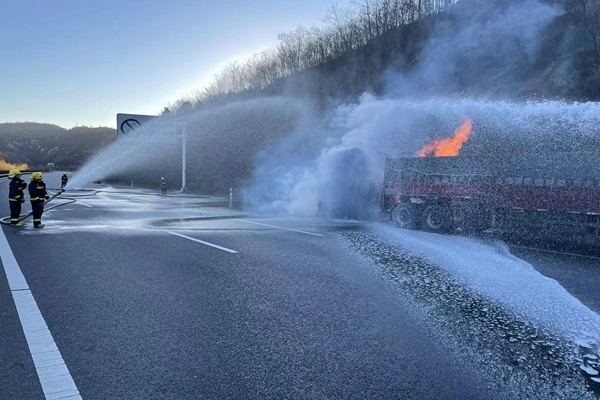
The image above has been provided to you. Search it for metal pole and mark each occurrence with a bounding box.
[181,124,187,192]
[229,188,233,208]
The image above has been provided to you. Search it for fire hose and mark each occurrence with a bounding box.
[21,188,68,219]
[0,188,98,226]
[1,181,201,227]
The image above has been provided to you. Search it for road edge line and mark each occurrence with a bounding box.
[0,228,81,400]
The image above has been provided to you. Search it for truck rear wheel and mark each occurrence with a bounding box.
[391,204,418,229]
[422,205,452,232]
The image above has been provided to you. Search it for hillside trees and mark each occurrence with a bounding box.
[190,0,459,105]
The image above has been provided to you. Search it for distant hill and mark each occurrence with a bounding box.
[0,123,115,169]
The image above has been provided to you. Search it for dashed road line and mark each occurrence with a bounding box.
[167,231,238,253]
[235,219,324,237]
[0,229,81,400]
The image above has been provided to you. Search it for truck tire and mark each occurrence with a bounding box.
[422,205,452,232]
[391,204,418,229]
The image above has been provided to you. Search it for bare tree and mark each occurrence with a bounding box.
[566,0,600,63]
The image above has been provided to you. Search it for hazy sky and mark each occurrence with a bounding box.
[1,0,350,129]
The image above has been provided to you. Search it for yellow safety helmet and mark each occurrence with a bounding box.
[31,172,43,180]
[8,169,21,176]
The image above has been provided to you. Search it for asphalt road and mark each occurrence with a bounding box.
[509,245,600,315]
[1,172,599,399]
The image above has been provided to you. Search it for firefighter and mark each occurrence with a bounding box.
[8,169,27,227]
[28,172,49,228]
[160,177,167,196]
[61,173,68,189]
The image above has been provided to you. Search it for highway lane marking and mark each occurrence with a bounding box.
[235,219,324,237]
[167,231,238,253]
[512,245,600,260]
[0,229,81,400]
[75,201,93,208]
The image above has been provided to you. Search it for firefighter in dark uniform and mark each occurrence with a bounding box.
[8,169,27,227]
[28,172,49,228]
[160,177,167,196]
[61,173,68,189]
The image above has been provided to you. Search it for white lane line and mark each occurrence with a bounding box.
[75,201,93,208]
[167,231,238,253]
[235,219,324,237]
[0,229,81,400]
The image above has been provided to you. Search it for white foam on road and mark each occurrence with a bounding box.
[0,228,81,399]
[371,223,600,344]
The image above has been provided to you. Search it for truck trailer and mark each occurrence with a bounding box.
[382,153,600,246]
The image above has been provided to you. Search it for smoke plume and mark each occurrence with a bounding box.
[243,0,578,217]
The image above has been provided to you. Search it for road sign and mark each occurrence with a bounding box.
[116,113,157,137]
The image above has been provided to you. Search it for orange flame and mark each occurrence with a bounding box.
[0,158,27,171]
[417,119,473,157]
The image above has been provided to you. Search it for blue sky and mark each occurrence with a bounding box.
[1,1,351,129]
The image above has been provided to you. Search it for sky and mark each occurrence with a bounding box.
[1,0,351,129]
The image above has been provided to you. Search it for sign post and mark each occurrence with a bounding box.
[180,124,187,192]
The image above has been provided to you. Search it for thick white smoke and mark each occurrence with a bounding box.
[385,0,562,96]
[243,0,587,217]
